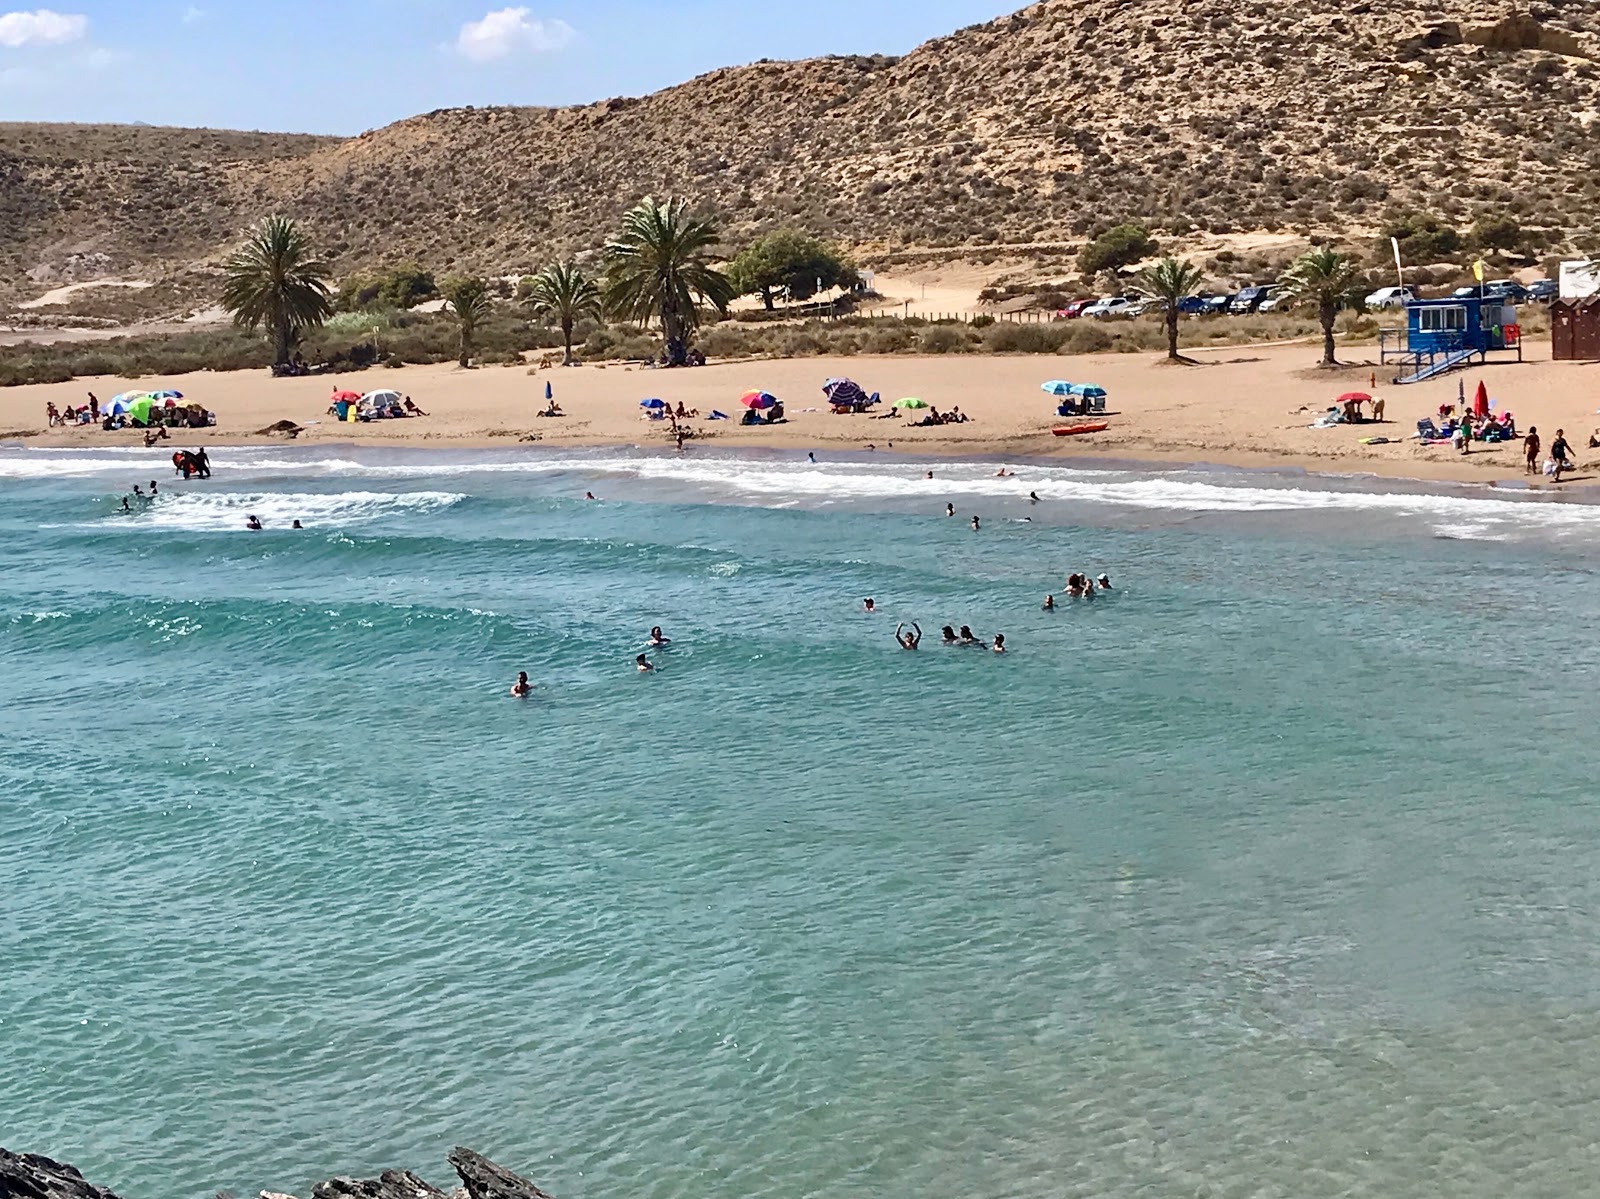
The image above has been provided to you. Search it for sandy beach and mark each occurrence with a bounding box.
[5,340,1598,486]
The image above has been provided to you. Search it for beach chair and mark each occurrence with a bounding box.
[1416,417,1441,440]
[1090,396,1107,413]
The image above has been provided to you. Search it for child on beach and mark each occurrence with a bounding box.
[1525,427,1540,474]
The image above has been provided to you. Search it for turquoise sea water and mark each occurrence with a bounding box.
[7,444,1600,1199]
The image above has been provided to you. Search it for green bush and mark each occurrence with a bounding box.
[986,322,1070,353]
[919,325,972,354]
[1079,224,1158,276]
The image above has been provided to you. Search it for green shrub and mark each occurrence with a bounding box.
[1061,323,1114,353]
[1079,224,1158,276]
[919,325,972,354]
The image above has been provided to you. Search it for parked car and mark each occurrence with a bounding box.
[1053,297,1098,319]
[1201,293,1235,314]
[1178,293,1227,314]
[1527,279,1558,302]
[1228,285,1277,314]
[1452,280,1529,303]
[1083,294,1143,319]
[1365,285,1418,309]
[1256,288,1290,313]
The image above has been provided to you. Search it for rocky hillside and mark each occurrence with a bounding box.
[4,0,1599,299]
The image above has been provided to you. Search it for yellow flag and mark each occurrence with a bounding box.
[1473,259,1485,282]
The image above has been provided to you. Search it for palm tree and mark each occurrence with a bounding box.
[442,276,493,367]
[524,261,602,365]
[221,215,332,367]
[603,197,734,365]
[1281,247,1360,365]
[1135,256,1206,361]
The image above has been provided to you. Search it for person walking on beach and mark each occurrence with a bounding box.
[1525,426,1542,474]
[510,671,531,698]
[1551,429,1573,481]
[895,622,921,650]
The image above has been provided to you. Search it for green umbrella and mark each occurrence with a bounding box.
[893,397,928,409]
[128,396,155,425]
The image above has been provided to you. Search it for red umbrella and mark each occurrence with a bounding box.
[1473,380,1489,419]
[739,390,777,409]
[331,389,362,403]
[1337,391,1372,403]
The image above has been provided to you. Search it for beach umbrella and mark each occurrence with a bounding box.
[151,389,183,400]
[739,390,777,409]
[331,390,362,403]
[893,397,928,409]
[128,396,156,425]
[1473,380,1489,419]
[1337,391,1372,404]
[361,389,403,405]
[1068,383,1107,398]
[639,398,666,409]
[822,378,868,406]
[1041,380,1074,396]
[545,381,553,401]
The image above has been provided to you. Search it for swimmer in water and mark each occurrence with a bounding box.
[895,622,921,650]
[958,625,979,645]
[994,468,1012,478]
[510,671,531,698]
[1083,579,1096,600]
[1030,491,1040,504]
[132,484,144,497]
[649,626,671,646]
[941,625,958,644]
[1097,573,1111,590]
[925,470,934,480]
[970,515,981,531]
[148,481,158,495]
[1042,594,1054,610]
[862,598,875,613]
[636,654,655,673]
[291,520,303,529]
[584,491,596,500]
[945,503,955,517]
[808,452,816,463]
[1065,573,1084,597]
[245,515,263,530]
[120,496,131,512]
[992,633,1006,653]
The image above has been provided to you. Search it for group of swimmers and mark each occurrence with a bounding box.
[244,516,304,530]
[510,624,671,695]
[118,480,162,511]
[894,622,1006,653]
[1042,573,1112,608]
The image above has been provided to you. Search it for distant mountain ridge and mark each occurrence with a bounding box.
[3,0,1599,304]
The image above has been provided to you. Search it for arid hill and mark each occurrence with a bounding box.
[3,0,1599,302]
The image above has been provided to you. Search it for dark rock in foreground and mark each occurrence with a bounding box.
[310,1171,448,1199]
[0,1148,555,1199]
[0,1151,125,1199]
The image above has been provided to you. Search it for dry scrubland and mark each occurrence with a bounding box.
[4,0,1600,308]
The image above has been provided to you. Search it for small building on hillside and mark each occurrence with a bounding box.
[1380,295,1522,383]
[1552,298,1600,361]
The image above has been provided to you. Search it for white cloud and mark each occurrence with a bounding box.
[181,5,205,23]
[0,8,88,48]
[455,7,574,62]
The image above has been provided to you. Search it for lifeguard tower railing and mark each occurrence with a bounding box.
[1379,298,1523,384]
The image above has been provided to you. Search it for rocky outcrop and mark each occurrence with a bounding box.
[1,1149,555,1199]
[446,1148,555,1199]
[0,1151,125,1199]
[310,1172,449,1199]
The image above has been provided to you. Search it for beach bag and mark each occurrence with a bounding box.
[1544,458,1558,476]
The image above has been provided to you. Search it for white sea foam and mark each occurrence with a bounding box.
[8,444,1599,539]
[111,489,465,532]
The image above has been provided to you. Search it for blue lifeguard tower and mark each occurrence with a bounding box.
[1380,295,1523,384]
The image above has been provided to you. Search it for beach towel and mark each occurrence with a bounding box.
[708,410,728,421]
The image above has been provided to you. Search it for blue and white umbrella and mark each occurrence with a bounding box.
[1041,380,1074,396]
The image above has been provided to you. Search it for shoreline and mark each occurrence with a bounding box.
[4,344,1597,493]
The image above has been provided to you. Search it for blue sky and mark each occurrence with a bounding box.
[0,0,1017,133]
